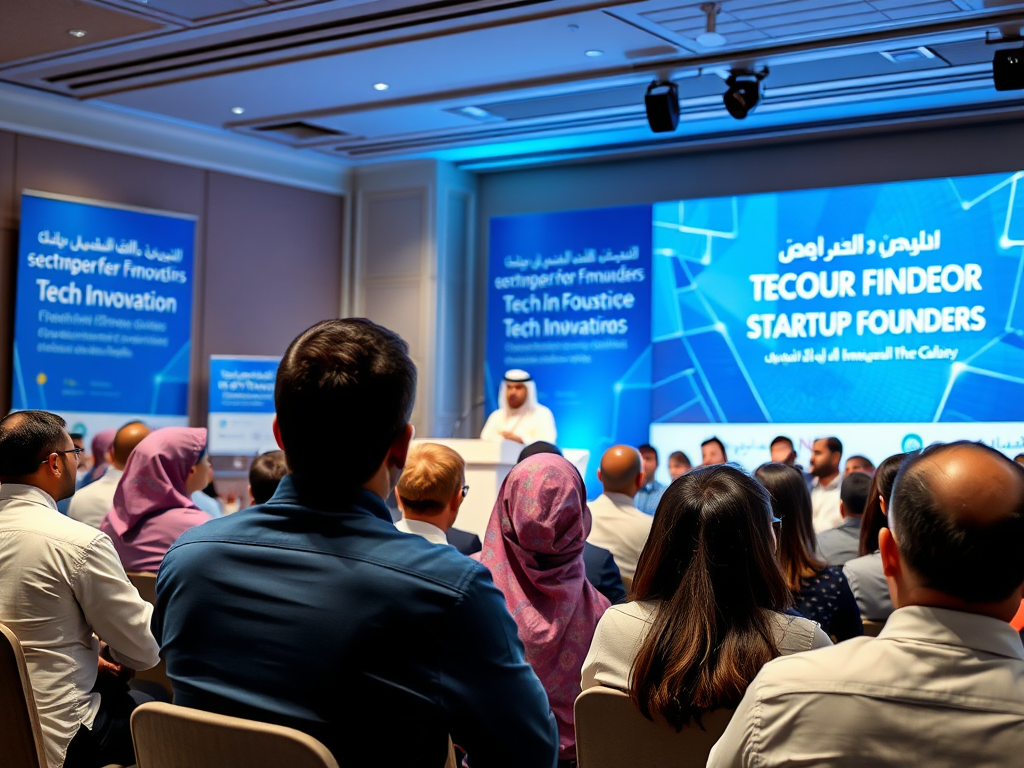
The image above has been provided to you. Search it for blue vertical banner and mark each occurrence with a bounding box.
[12,192,195,425]
[207,355,280,456]
[486,205,653,492]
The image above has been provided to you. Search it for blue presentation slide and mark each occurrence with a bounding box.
[486,206,653,489]
[487,170,1024,476]
[207,355,280,456]
[12,192,195,425]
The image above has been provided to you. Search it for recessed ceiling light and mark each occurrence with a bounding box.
[373,83,389,91]
[880,46,936,63]
[68,30,87,38]
[585,50,604,58]
[231,107,245,115]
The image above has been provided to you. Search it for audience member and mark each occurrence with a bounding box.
[0,411,159,768]
[667,450,691,479]
[709,442,1024,767]
[844,454,875,476]
[100,428,213,572]
[69,432,92,484]
[582,466,830,728]
[701,436,728,466]
[634,443,666,516]
[817,471,871,566]
[755,463,862,641]
[154,319,558,768]
[516,441,625,603]
[478,453,610,766]
[770,435,797,465]
[844,454,906,621]
[394,442,478,552]
[68,421,150,528]
[809,437,844,533]
[586,445,653,586]
[191,479,222,518]
[248,449,288,504]
[79,428,116,488]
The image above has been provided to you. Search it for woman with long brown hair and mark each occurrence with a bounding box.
[581,465,830,729]
[754,463,862,641]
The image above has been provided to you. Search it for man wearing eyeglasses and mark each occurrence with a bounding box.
[0,410,160,768]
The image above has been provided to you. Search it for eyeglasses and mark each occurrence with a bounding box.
[40,447,86,465]
[462,485,470,498]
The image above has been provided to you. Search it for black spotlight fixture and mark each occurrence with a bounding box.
[645,80,680,133]
[993,45,1024,91]
[723,70,767,120]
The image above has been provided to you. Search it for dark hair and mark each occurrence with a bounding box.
[840,471,872,517]
[770,435,793,451]
[0,411,68,478]
[638,444,658,460]
[816,436,843,456]
[249,450,289,504]
[890,441,1024,603]
[275,319,417,491]
[754,463,824,591]
[858,453,907,556]
[701,436,727,461]
[69,432,84,443]
[846,454,874,471]
[630,466,791,730]
[517,441,562,463]
[668,451,690,466]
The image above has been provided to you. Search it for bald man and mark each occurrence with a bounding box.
[710,442,1024,768]
[69,421,150,528]
[585,445,654,587]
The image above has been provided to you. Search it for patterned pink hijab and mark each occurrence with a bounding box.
[476,454,610,760]
[101,427,211,572]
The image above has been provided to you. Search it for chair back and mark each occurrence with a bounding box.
[131,702,339,768]
[128,572,157,605]
[0,623,48,768]
[575,687,733,768]
[126,572,173,700]
[862,618,886,637]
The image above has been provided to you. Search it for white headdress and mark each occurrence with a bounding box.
[499,369,538,418]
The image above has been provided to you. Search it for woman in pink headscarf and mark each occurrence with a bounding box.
[100,427,213,572]
[476,453,610,765]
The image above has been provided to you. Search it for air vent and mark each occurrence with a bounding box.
[252,121,350,141]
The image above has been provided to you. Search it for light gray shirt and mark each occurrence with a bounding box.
[707,606,1024,768]
[581,600,831,692]
[843,551,894,621]
[67,466,122,529]
[586,492,653,584]
[816,515,861,566]
[0,484,160,768]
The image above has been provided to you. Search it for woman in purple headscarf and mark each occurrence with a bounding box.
[476,453,610,766]
[100,427,213,573]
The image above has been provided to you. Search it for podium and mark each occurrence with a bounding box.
[415,439,589,539]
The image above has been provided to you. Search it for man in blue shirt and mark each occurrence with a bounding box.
[154,319,558,768]
[634,443,666,516]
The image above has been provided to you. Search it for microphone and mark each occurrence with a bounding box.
[451,398,486,437]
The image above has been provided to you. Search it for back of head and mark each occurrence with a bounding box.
[249,450,288,505]
[0,410,67,481]
[599,445,641,494]
[889,442,1024,604]
[112,421,151,468]
[275,319,417,495]
[858,452,907,556]
[840,471,872,516]
[630,465,790,729]
[396,443,465,514]
[517,441,562,463]
[754,463,822,590]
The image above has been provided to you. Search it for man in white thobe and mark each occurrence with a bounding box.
[480,369,557,445]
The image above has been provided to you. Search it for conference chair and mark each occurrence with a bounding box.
[862,618,886,637]
[574,687,733,768]
[126,572,173,700]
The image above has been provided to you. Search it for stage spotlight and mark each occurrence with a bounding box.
[723,71,765,120]
[993,46,1024,91]
[645,80,680,133]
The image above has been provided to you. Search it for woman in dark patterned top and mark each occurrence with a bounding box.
[755,463,863,642]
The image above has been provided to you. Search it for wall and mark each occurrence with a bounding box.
[0,130,344,425]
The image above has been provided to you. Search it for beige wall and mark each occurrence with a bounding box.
[0,131,344,423]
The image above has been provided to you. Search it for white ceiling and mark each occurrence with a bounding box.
[1,0,1022,168]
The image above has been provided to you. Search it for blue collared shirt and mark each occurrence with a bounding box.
[634,479,666,516]
[154,475,558,768]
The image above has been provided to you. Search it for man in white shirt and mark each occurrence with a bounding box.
[67,420,150,528]
[809,436,843,533]
[0,410,160,768]
[480,369,557,445]
[586,445,653,586]
[708,441,1024,768]
[394,442,467,547]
